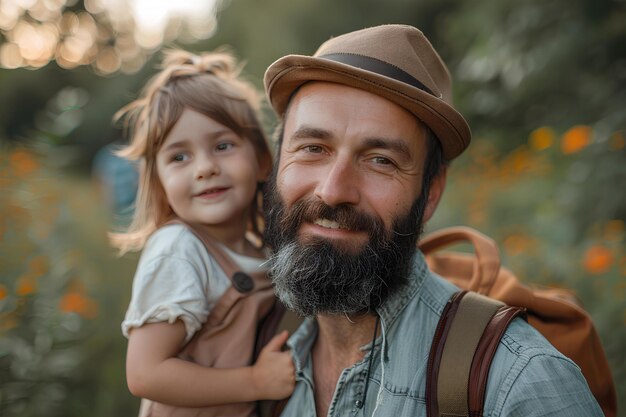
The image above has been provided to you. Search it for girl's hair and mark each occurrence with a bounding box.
[110,49,272,254]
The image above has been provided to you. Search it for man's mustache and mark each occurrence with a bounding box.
[278,198,382,236]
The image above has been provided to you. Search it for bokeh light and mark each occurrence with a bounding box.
[0,0,221,73]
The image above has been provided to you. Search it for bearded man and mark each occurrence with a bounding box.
[263,25,602,417]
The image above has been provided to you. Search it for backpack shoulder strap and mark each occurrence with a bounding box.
[468,302,526,415]
[426,291,526,417]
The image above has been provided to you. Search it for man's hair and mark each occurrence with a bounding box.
[422,127,446,195]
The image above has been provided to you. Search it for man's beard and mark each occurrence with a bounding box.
[264,179,428,317]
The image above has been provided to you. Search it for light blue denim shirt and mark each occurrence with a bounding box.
[281,250,603,417]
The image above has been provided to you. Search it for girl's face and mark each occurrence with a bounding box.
[156,107,266,233]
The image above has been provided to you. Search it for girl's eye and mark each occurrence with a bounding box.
[172,153,189,162]
[216,142,234,152]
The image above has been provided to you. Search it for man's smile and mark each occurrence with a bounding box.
[313,218,346,230]
[300,220,368,249]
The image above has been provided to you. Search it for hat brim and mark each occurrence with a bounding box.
[265,55,471,161]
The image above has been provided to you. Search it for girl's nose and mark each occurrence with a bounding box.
[195,155,220,179]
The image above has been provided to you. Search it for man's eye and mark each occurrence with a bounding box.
[303,145,323,153]
[216,142,234,152]
[372,156,393,165]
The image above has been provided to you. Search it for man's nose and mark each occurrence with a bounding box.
[314,155,360,206]
[195,154,220,179]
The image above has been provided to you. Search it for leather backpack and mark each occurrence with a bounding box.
[420,226,616,417]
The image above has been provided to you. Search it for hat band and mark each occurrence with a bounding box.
[319,53,435,96]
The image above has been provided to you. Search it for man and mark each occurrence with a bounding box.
[263,25,602,416]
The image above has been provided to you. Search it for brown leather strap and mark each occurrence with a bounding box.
[426,291,467,417]
[468,306,527,416]
[427,291,525,417]
[438,292,503,416]
[419,227,501,294]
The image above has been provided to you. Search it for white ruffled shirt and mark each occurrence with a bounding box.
[121,224,268,343]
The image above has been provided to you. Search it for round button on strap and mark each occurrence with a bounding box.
[232,272,254,293]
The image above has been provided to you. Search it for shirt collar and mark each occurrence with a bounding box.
[287,317,317,379]
[376,250,428,330]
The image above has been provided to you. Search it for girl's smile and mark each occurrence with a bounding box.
[193,186,231,199]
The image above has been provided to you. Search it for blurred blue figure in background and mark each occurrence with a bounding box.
[92,141,139,227]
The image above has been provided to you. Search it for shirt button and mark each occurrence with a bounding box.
[355,400,363,409]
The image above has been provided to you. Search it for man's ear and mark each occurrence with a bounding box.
[422,167,447,223]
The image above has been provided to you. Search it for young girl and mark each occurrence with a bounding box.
[111,49,295,417]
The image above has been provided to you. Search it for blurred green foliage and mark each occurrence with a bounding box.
[0,146,138,415]
[1,0,624,415]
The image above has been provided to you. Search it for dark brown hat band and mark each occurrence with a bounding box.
[319,53,436,97]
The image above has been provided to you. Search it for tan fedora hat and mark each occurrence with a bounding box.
[264,24,471,160]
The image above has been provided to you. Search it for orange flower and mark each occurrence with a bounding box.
[583,246,614,274]
[503,233,534,256]
[561,125,592,154]
[0,284,7,300]
[15,275,37,296]
[59,291,99,319]
[514,149,531,172]
[501,146,534,176]
[9,149,39,177]
[529,127,554,151]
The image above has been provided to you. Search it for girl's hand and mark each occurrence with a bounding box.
[251,330,296,400]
